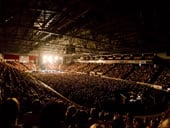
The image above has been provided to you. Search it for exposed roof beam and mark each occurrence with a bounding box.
[1,23,113,44]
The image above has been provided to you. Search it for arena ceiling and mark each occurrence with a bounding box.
[0,0,170,55]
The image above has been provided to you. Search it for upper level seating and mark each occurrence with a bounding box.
[62,62,82,72]
[61,62,170,86]
[104,64,133,79]
[155,66,170,86]
[6,61,28,71]
[92,63,114,75]
[66,62,89,72]
[23,62,37,71]
[76,63,100,73]
[125,64,160,83]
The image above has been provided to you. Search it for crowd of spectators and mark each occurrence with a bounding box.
[6,61,36,72]
[0,61,169,128]
[33,72,169,115]
[0,97,169,128]
[59,62,170,87]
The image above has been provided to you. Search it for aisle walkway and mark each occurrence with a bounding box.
[101,75,170,92]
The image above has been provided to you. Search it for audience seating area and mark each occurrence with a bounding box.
[0,61,169,128]
[59,62,170,88]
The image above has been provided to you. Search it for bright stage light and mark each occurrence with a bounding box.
[59,56,63,60]
[42,55,47,63]
[42,54,63,64]
[43,55,53,63]
[47,56,53,63]
[54,56,58,61]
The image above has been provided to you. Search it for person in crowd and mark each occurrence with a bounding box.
[39,100,66,128]
[112,112,125,128]
[88,107,99,126]
[158,118,170,128]
[0,97,23,128]
[23,99,42,128]
[74,109,89,128]
[65,105,77,128]
[124,113,133,128]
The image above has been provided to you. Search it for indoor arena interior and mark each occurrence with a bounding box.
[0,1,169,128]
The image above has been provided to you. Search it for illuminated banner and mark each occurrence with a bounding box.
[19,56,29,63]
